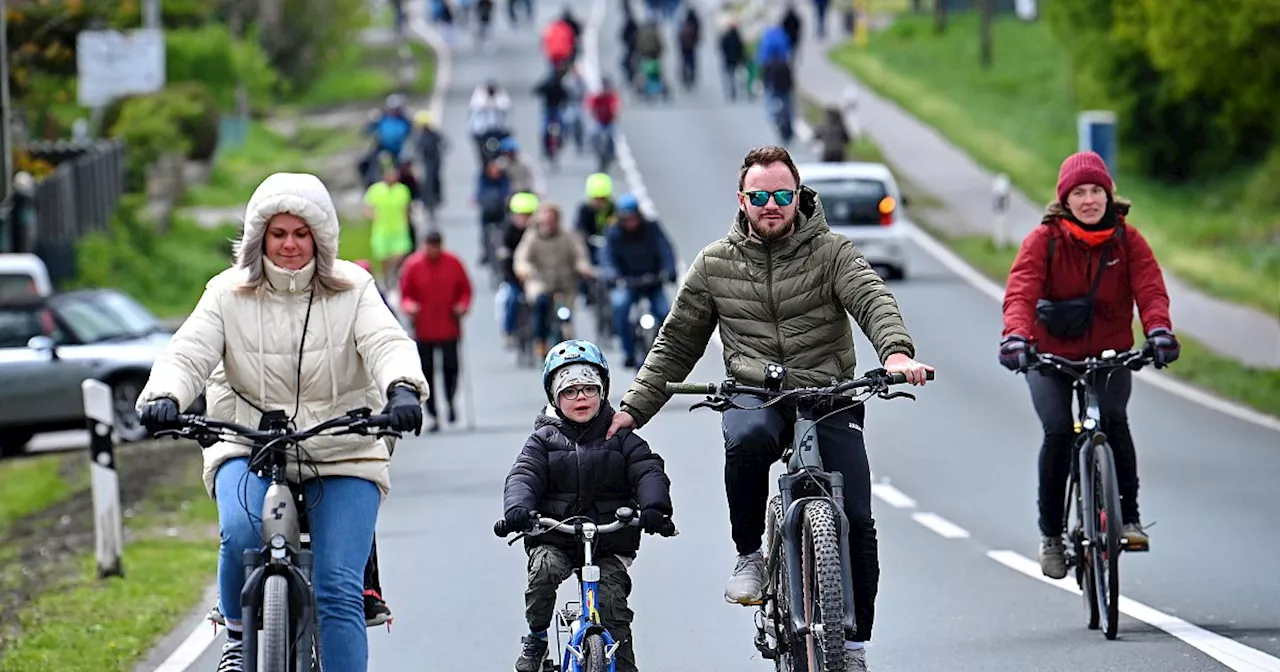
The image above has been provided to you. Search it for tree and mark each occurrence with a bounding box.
[979,0,994,69]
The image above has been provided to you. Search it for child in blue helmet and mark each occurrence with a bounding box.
[502,339,675,672]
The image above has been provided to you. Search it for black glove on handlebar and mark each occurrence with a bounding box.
[998,335,1031,372]
[383,385,424,436]
[639,509,671,535]
[1144,328,1180,368]
[139,398,179,433]
[504,506,535,533]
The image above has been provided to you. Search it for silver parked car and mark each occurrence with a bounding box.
[798,162,911,280]
[0,288,201,457]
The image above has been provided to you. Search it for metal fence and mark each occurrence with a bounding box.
[10,139,127,284]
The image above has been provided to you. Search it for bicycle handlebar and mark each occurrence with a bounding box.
[1029,349,1151,379]
[151,407,402,446]
[493,507,678,539]
[666,368,934,398]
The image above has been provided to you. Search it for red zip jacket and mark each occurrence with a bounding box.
[399,249,473,342]
[1002,216,1172,359]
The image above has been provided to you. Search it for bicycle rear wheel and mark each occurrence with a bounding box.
[1092,442,1123,640]
[800,500,847,672]
[1066,469,1100,630]
[261,574,291,672]
[582,633,607,672]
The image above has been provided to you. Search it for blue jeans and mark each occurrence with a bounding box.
[610,284,670,362]
[215,458,380,672]
[502,280,522,335]
[531,292,554,342]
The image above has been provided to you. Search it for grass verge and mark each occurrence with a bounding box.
[0,456,75,537]
[0,471,217,672]
[184,123,364,208]
[830,12,1280,315]
[284,39,437,111]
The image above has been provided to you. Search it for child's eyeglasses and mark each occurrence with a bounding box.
[558,385,602,401]
[741,189,796,207]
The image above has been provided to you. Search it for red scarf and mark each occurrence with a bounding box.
[1059,217,1115,247]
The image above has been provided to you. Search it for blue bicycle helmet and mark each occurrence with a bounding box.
[499,137,519,153]
[616,193,640,214]
[542,339,610,402]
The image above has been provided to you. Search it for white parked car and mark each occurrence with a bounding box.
[798,162,910,280]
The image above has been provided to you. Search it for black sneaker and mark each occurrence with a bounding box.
[364,590,392,627]
[217,639,244,672]
[514,635,549,672]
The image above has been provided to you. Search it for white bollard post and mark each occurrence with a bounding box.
[83,379,124,579]
[842,84,862,139]
[992,173,1012,248]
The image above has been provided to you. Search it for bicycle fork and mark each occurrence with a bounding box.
[240,481,318,671]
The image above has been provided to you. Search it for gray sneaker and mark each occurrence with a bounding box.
[847,646,870,671]
[1038,535,1068,579]
[514,635,549,672]
[723,551,766,605]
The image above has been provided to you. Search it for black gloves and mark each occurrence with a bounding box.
[1145,328,1180,368]
[999,335,1031,372]
[639,508,674,535]
[139,398,179,433]
[504,506,535,533]
[383,385,424,435]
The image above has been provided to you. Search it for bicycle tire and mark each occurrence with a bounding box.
[1069,474,1100,630]
[765,495,795,671]
[261,574,291,672]
[1093,442,1122,640]
[801,500,847,672]
[582,633,607,672]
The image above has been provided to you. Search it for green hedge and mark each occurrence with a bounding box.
[107,84,221,190]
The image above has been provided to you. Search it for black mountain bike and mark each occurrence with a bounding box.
[668,365,932,672]
[1026,348,1152,640]
[154,408,400,672]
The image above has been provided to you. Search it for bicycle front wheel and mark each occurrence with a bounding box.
[1093,442,1123,640]
[261,574,291,672]
[801,500,847,672]
[582,633,607,672]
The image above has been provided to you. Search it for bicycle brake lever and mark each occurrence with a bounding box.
[878,390,916,402]
[690,398,731,412]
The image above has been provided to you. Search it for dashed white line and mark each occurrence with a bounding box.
[909,512,970,539]
[988,550,1280,672]
[870,482,917,509]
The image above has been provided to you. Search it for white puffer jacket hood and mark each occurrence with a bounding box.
[137,172,428,500]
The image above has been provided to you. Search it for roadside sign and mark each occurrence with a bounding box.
[76,29,165,108]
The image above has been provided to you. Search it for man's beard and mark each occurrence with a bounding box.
[748,211,797,243]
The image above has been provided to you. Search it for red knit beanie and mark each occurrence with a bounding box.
[1056,151,1114,203]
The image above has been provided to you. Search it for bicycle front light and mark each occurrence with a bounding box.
[1082,418,1098,431]
[639,314,656,330]
[557,306,572,320]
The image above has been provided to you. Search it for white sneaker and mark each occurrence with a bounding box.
[846,646,870,671]
[723,551,766,604]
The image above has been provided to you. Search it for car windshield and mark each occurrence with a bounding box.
[0,306,49,348]
[807,178,890,226]
[90,291,161,335]
[48,295,144,343]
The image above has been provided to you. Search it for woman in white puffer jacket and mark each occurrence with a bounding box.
[135,172,428,672]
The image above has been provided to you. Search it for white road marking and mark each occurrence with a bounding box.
[870,482,917,509]
[988,550,1280,672]
[909,512,970,539]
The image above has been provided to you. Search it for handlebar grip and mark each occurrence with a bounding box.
[493,520,509,537]
[666,382,715,395]
[887,370,935,385]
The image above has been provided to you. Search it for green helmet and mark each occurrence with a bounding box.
[584,173,613,199]
[509,191,539,215]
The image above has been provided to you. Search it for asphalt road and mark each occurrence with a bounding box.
[181,2,1280,670]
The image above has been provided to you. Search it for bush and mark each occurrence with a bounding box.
[258,0,369,90]
[72,194,238,318]
[165,24,279,111]
[107,84,221,188]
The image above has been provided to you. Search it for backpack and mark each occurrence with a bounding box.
[591,95,616,124]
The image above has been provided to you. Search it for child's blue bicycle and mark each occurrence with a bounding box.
[494,507,677,672]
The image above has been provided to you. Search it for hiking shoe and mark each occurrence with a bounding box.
[216,639,244,672]
[514,635,549,672]
[1123,522,1150,551]
[724,551,766,605]
[364,590,392,627]
[847,646,870,671]
[1038,535,1068,579]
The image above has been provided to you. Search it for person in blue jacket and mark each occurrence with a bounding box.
[755,24,792,67]
[600,194,677,368]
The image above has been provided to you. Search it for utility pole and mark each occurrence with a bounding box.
[1,0,14,205]
[143,0,161,29]
[979,0,995,69]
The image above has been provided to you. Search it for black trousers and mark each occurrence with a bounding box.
[722,395,878,642]
[417,340,460,418]
[1027,367,1139,536]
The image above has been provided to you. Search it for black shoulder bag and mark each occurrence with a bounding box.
[1035,235,1113,340]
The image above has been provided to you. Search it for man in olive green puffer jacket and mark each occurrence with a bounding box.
[606,145,933,670]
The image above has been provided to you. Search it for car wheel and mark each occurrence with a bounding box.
[0,431,34,458]
[111,376,149,443]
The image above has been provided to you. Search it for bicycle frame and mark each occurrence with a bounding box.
[558,522,623,672]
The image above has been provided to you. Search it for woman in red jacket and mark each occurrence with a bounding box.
[399,230,473,432]
[999,151,1181,580]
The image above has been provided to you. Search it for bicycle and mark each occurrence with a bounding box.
[493,507,678,672]
[1025,348,1153,641]
[153,408,401,672]
[614,273,663,361]
[667,365,932,672]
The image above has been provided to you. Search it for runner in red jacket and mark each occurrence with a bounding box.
[399,230,473,431]
[998,151,1181,580]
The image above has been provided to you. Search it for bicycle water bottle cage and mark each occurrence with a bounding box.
[763,362,786,392]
